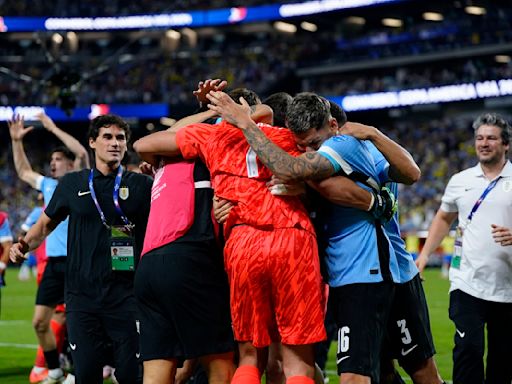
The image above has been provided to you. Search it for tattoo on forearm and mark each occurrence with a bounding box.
[242,123,333,181]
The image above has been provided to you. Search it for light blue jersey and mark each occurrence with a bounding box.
[317,135,400,287]
[365,142,419,283]
[21,207,43,233]
[36,176,68,257]
[0,217,13,243]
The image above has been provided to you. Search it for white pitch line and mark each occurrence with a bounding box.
[0,342,38,349]
[0,320,31,325]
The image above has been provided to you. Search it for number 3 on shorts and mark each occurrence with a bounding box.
[397,319,412,345]
[337,326,350,353]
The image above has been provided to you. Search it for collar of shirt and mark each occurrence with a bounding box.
[92,168,119,179]
[472,160,512,179]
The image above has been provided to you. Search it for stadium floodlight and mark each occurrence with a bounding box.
[345,16,366,25]
[274,21,297,33]
[382,18,402,27]
[465,6,486,15]
[66,31,79,52]
[422,12,444,21]
[165,29,181,40]
[51,33,63,44]
[300,21,317,32]
[495,55,511,64]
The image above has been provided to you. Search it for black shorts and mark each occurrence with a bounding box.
[383,274,436,372]
[36,256,66,306]
[66,310,140,384]
[330,281,395,382]
[134,241,234,362]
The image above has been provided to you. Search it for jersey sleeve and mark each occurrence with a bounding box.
[44,174,72,223]
[21,207,43,232]
[318,135,380,190]
[440,174,460,213]
[35,175,44,191]
[175,123,214,162]
[365,141,390,185]
[0,219,13,243]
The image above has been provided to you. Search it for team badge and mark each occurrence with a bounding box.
[119,186,130,200]
[503,180,512,193]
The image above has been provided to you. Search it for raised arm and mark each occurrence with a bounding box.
[415,209,458,272]
[7,115,41,188]
[207,92,334,182]
[133,131,182,166]
[9,212,60,264]
[340,122,421,185]
[167,110,218,133]
[37,112,90,170]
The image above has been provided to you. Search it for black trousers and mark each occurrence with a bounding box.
[67,310,141,384]
[449,289,512,384]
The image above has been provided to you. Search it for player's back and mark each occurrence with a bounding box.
[185,121,314,235]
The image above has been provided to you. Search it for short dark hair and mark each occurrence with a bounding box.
[51,146,75,162]
[228,88,261,106]
[473,113,511,145]
[329,101,347,127]
[263,92,293,127]
[88,114,131,142]
[287,92,331,134]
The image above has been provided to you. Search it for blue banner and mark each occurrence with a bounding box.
[0,0,404,32]
[0,103,169,121]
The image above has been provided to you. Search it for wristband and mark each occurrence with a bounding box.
[367,191,375,211]
[0,261,6,270]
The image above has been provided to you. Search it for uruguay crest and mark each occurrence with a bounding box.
[503,180,512,193]
[119,186,129,200]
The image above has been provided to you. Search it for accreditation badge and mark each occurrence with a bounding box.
[451,225,463,269]
[110,225,135,271]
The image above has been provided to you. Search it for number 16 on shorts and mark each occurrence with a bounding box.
[337,326,350,355]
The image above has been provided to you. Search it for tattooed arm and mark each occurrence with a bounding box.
[207,91,335,182]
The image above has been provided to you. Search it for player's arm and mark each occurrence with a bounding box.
[415,209,457,273]
[167,110,218,133]
[133,131,182,166]
[340,122,421,185]
[37,111,90,170]
[207,91,334,182]
[307,177,372,211]
[9,212,60,264]
[0,218,13,274]
[7,115,41,188]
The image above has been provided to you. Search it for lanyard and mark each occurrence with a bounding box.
[88,166,133,229]
[466,177,501,223]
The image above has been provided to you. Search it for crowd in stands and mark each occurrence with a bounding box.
[1,3,511,106]
[306,58,512,96]
[384,115,477,232]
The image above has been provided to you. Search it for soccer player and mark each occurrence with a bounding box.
[8,112,89,383]
[206,91,420,384]
[134,90,326,384]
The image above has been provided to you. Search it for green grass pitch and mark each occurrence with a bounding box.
[0,268,454,383]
